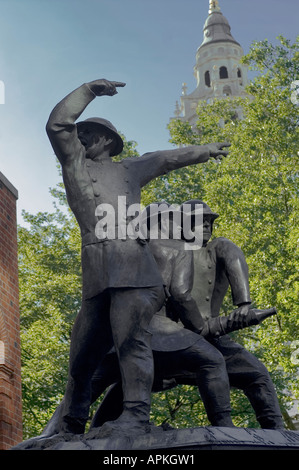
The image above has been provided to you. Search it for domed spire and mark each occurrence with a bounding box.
[171,0,248,126]
[199,0,240,50]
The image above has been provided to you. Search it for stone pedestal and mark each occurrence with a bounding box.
[11,426,299,451]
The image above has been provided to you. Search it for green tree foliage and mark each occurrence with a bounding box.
[19,202,81,437]
[18,37,298,437]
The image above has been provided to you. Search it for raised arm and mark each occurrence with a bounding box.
[46,79,125,164]
[136,143,230,187]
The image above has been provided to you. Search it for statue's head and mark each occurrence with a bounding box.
[76,118,123,158]
[180,199,219,245]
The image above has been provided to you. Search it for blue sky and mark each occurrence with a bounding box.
[0,0,298,222]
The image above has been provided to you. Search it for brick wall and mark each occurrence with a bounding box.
[0,172,22,449]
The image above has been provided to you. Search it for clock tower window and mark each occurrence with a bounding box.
[219,66,228,79]
[205,70,211,87]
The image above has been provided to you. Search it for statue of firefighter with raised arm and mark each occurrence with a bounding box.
[45,78,230,435]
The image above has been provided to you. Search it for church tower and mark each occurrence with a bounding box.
[174,0,248,126]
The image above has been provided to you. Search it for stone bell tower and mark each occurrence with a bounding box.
[0,172,22,449]
[173,0,249,126]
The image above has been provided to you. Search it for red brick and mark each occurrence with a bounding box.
[0,174,22,449]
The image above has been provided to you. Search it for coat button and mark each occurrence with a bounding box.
[94,192,100,197]
[92,177,97,182]
[206,296,210,301]
[208,279,212,284]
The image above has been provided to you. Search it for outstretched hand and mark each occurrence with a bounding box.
[87,79,126,97]
[206,142,231,160]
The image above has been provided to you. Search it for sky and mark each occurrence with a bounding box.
[0,0,298,223]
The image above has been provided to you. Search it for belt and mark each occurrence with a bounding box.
[82,232,148,247]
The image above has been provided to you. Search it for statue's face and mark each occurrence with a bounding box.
[78,127,96,149]
[202,217,213,244]
[189,215,213,245]
[78,126,113,159]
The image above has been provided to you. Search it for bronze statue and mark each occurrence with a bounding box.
[89,201,281,430]
[40,202,279,436]
[46,79,230,435]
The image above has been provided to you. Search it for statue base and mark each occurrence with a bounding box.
[11,426,299,451]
